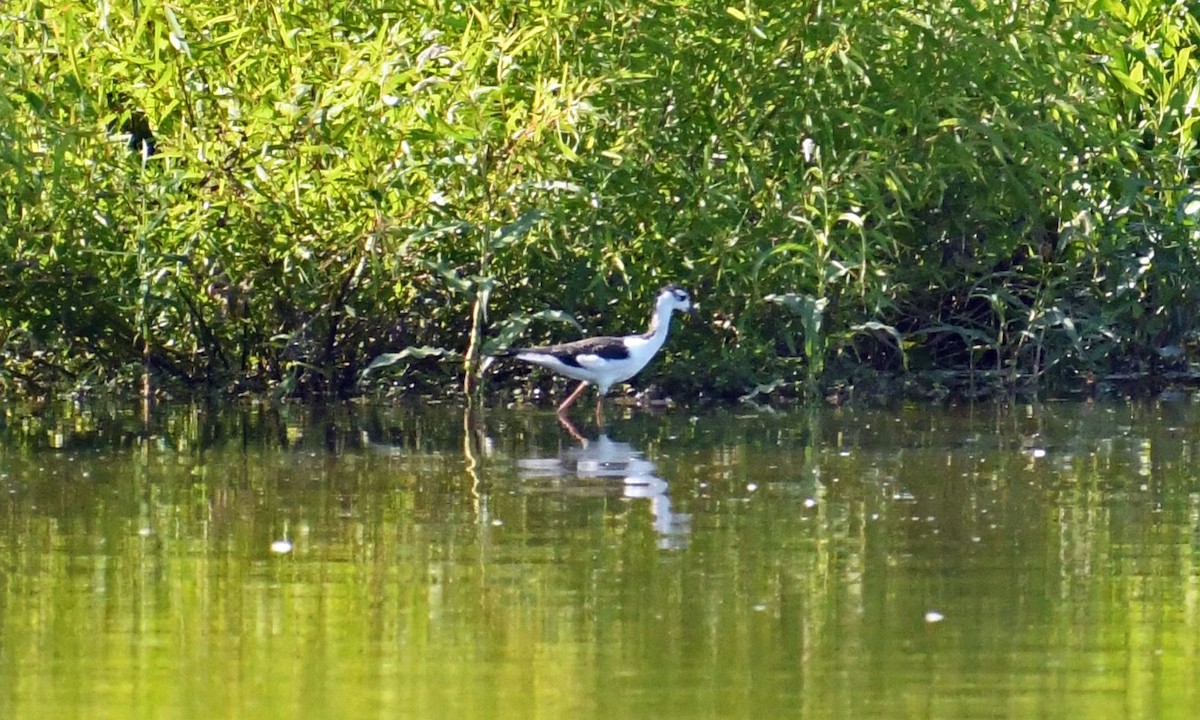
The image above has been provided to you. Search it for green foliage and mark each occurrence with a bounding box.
[1,0,601,396]
[1,0,1197,399]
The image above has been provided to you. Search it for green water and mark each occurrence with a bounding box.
[1,400,1198,719]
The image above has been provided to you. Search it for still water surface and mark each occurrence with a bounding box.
[1,400,1199,719]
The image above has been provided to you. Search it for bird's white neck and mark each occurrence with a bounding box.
[643,298,676,346]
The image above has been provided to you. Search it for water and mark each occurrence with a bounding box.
[1,400,1199,719]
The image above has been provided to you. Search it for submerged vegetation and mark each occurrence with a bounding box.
[2,0,1198,401]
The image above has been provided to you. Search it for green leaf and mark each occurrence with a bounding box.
[163,6,191,56]
[851,320,900,339]
[751,243,812,282]
[363,346,459,375]
[421,258,473,295]
[411,221,474,242]
[765,293,827,338]
[1109,68,1146,97]
[490,209,545,249]
[1176,193,1200,224]
[1174,45,1193,87]
[739,378,786,403]
[483,309,582,355]
[838,211,865,228]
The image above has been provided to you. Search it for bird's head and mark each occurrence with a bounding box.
[658,284,699,318]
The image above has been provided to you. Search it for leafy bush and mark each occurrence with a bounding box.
[2,0,1197,399]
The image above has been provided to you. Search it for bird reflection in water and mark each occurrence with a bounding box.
[517,418,690,548]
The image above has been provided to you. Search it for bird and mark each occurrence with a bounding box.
[495,285,697,422]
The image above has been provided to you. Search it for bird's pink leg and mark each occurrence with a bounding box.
[557,414,586,442]
[557,381,590,416]
[594,395,605,426]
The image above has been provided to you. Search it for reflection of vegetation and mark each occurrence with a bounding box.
[1,1,1198,399]
[1,402,1198,717]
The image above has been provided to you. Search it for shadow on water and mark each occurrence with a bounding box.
[2,399,1200,719]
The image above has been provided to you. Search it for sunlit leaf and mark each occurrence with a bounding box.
[363,346,459,375]
[738,378,786,403]
[837,212,864,228]
[1179,193,1200,224]
[163,6,191,56]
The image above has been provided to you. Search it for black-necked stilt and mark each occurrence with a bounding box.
[497,285,696,421]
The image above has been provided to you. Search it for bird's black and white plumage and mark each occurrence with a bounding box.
[496,285,696,418]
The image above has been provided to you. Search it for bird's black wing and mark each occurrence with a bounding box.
[505,336,630,367]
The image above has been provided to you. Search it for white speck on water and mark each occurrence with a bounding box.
[746,483,757,492]
[270,540,293,554]
[138,527,153,537]
[839,451,851,457]
[753,603,768,612]
[924,611,945,623]
[1031,448,1047,458]
[491,519,503,526]
[803,498,817,508]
